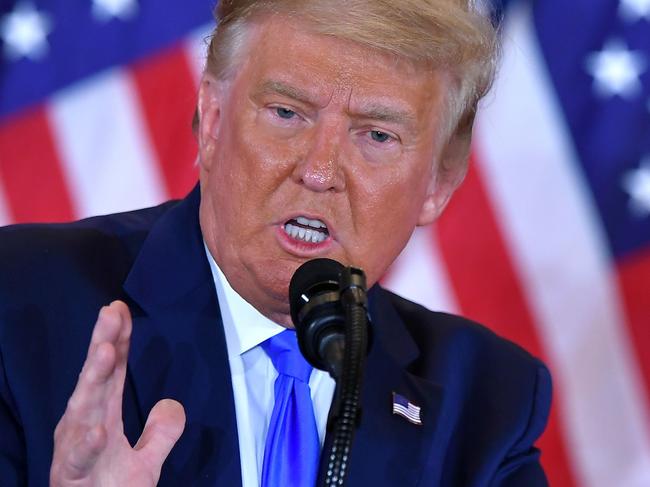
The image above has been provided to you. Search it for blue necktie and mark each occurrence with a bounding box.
[261,330,319,487]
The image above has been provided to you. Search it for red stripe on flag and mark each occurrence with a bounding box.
[131,44,199,199]
[618,247,650,424]
[0,107,74,223]
[434,155,578,487]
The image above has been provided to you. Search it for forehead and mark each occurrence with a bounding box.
[236,15,449,122]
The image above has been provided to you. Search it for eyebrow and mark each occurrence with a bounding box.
[352,103,417,128]
[257,80,318,106]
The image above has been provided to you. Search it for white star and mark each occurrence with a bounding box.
[622,157,650,217]
[585,39,647,99]
[0,2,53,61]
[619,0,650,22]
[92,0,139,22]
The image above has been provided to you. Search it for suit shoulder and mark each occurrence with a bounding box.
[0,201,174,257]
[382,289,549,398]
[0,201,176,300]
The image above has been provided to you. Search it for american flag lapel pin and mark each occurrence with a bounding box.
[392,392,422,425]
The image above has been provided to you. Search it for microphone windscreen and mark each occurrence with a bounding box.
[289,258,344,326]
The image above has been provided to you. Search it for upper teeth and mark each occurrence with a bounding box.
[284,216,329,244]
[284,223,327,243]
[296,216,327,229]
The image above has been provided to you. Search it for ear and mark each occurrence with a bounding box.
[196,73,227,173]
[416,125,472,226]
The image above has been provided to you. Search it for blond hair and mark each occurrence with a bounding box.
[196,0,498,146]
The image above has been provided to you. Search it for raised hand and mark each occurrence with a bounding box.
[49,301,185,486]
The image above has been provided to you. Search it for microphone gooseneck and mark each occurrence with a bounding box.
[289,258,371,487]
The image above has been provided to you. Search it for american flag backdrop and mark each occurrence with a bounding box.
[0,0,649,486]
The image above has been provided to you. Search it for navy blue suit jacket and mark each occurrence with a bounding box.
[0,187,551,486]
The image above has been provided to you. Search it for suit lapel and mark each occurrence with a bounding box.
[347,286,444,486]
[122,187,242,487]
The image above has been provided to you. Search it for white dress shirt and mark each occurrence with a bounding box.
[205,247,336,487]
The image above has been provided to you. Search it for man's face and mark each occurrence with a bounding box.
[198,16,464,326]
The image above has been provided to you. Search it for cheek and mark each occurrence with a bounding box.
[353,161,430,224]
[349,163,432,272]
[214,128,287,198]
[205,120,303,235]
[230,105,308,175]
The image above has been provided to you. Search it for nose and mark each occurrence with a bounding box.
[291,122,346,193]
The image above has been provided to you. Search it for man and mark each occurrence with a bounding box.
[0,1,551,486]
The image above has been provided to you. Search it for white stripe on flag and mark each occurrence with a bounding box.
[184,23,213,85]
[393,405,422,424]
[47,68,166,218]
[383,226,459,314]
[393,405,420,417]
[474,4,650,486]
[0,184,10,227]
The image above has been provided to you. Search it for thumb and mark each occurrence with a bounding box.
[135,399,185,477]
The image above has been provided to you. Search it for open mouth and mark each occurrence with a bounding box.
[283,216,330,244]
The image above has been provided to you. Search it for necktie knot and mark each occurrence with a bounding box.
[262,330,312,383]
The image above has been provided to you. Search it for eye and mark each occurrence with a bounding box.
[370,130,391,143]
[276,107,296,119]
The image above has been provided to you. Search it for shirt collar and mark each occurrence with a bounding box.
[204,243,285,358]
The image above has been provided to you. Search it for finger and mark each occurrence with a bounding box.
[63,302,128,425]
[108,301,132,386]
[135,399,186,478]
[57,424,107,481]
[87,303,125,353]
[97,301,133,428]
[81,302,132,410]
[65,341,117,422]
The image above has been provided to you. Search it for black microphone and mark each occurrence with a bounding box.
[290,258,371,487]
[289,258,346,379]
